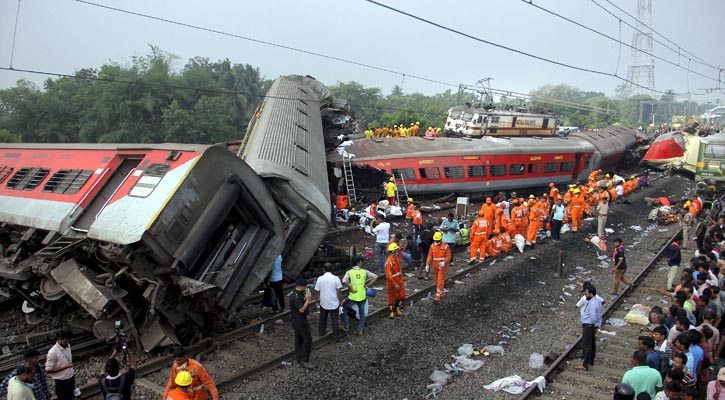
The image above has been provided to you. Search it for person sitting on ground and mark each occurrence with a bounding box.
[621,350,663,399]
[401,235,422,268]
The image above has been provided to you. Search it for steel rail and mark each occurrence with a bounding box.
[516,227,682,400]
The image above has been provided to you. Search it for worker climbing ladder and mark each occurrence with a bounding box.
[393,171,409,206]
[342,153,357,204]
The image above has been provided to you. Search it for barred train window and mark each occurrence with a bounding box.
[468,165,486,177]
[418,167,440,180]
[544,162,558,173]
[560,161,573,172]
[43,169,93,194]
[391,168,415,181]
[6,167,50,190]
[509,164,525,175]
[0,165,13,184]
[527,164,542,174]
[490,164,507,177]
[444,166,464,179]
[130,163,170,197]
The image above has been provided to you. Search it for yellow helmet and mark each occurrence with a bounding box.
[433,232,443,241]
[574,188,580,193]
[684,201,691,207]
[630,175,635,179]
[394,125,398,128]
[529,194,535,199]
[175,371,193,387]
[388,242,400,252]
[389,177,394,182]
[416,121,420,125]
[410,123,415,126]
[589,188,594,193]
[605,174,610,178]
[407,197,413,203]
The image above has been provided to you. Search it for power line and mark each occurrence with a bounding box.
[363,0,700,96]
[601,0,718,71]
[74,0,456,90]
[589,0,718,76]
[9,0,22,69]
[519,0,718,84]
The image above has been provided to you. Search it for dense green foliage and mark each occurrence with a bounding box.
[0,48,715,143]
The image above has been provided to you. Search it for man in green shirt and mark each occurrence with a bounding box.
[621,350,662,399]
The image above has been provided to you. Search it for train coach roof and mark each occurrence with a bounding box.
[700,132,725,144]
[0,143,215,152]
[331,136,593,161]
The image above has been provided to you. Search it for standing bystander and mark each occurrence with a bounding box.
[612,238,635,294]
[6,365,35,400]
[0,349,49,400]
[341,258,378,335]
[315,265,344,340]
[440,213,459,265]
[371,215,390,273]
[289,279,313,369]
[576,283,603,371]
[550,198,566,241]
[45,328,75,400]
[664,238,682,291]
[98,348,136,400]
[597,197,609,239]
[269,255,285,312]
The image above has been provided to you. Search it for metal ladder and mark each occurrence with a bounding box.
[342,153,357,204]
[393,171,410,205]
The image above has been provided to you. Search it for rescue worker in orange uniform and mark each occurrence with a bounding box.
[520,197,531,237]
[385,242,405,318]
[469,211,490,264]
[426,232,451,302]
[411,203,423,240]
[607,184,617,202]
[165,371,194,400]
[685,201,697,219]
[499,227,512,253]
[588,188,600,207]
[367,202,377,219]
[163,348,218,400]
[569,189,585,232]
[512,200,525,238]
[563,186,574,203]
[494,203,506,232]
[691,197,703,215]
[479,197,496,229]
[526,199,545,246]
[405,198,415,221]
[629,175,639,191]
[589,168,602,182]
[486,231,502,258]
[549,183,560,202]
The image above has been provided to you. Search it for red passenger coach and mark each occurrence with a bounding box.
[329,125,639,195]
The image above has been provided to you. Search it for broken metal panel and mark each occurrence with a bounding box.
[0,257,33,280]
[171,275,216,297]
[139,317,180,351]
[50,259,115,319]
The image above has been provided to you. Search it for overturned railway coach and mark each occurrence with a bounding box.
[332,125,638,195]
[0,75,334,350]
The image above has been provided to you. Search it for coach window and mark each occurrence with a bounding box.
[43,169,94,194]
[6,167,50,190]
[527,163,542,174]
[418,167,441,180]
[130,163,170,197]
[391,168,416,181]
[544,162,558,173]
[467,165,486,178]
[444,166,464,179]
[509,163,525,175]
[0,165,13,184]
[560,161,573,172]
[490,164,507,177]
[490,117,500,124]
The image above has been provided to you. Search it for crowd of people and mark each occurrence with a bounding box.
[363,122,446,139]
[576,193,725,399]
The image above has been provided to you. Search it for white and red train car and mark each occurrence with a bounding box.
[331,125,638,195]
[0,143,286,349]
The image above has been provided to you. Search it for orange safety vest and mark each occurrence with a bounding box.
[500,232,512,252]
[405,204,415,218]
[426,242,451,267]
[412,210,423,225]
[163,359,218,400]
[470,218,490,239]
[368,204,377,217]
[166,388,194,400]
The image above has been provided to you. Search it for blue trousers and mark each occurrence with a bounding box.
[341,298,368,333]
[376,242,388,272]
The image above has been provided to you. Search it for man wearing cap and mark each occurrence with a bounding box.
[385,242,406,318]
[163,348,218,400]
[469,211,489,264]
[427,232,451,302]
[290,278,314,369]
[165,371,194,400]
[342,258,378,335]
[384,177,397,205]
[707,368,725,399]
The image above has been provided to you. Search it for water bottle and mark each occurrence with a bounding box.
[259,324,265,334]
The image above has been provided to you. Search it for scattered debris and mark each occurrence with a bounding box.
[484,375,546,394]
[529,353,544,369]
[606,318,628,327]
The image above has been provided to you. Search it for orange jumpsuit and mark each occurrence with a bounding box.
[374,127,383,138]
[512,205,525,238]
[368,204,377,218]
[520,202,530,238]
[385,254,405,305]
[549,187,559,202]
[526,203,544,244]
[608,186,617,202]
[486,235,502,258]
[563,190,573,204]
[589,169,602,182]
[500,231,512,252]
[163,359,218,400]
[405,204,414,219]
[693,198,703,214]
[479,202,495,230]
[469,217,490,261]
[630,178,639,191]
[494,208,505,232]
[426,242,451,301]
[166,388,194,400]
[570,195,585,232]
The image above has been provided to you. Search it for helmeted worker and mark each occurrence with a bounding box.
[526,200,544,246]
[469,211,490,264]
[569,189,585,232]
[499,227,512,253]
[485,231,502,258]
[426,232,451,302]
[411,203,423,239]
[163,348,218,400]
[588,168,602,182]
[607,184,617,202]
[367,202,377,219]
[549,183,560,202]
[384,178,397,205]
[385,242,405,318]
[685,201,697,219]
[512,199,525,238]
[405,198,415,220]
[691,197,703,214]
[518,197,530,237]
[165,371,194,400]
[629,175,639,191]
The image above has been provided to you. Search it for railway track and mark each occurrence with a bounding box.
[77,249,493,398]
[518,227,683,400]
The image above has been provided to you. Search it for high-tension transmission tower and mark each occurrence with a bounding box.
[626,0,655,89]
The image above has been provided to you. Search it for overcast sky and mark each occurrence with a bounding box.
[1,0,723,104]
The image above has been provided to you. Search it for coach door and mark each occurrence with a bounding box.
[71,157,142,232]
[572,153,583,180]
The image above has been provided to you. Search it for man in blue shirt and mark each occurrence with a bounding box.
[675,334,702,383]
[575,284,602,371]
[269,255,284,312]
[638,335,661,373]
[440,213,459,265]
[549,198,566,241]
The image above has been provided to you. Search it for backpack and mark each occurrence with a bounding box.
[100,375,126,400]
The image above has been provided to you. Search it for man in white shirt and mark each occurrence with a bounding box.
[372,215,390,273]
[7,366,35,400]
[315,264,344,340]
[46,328,75,400]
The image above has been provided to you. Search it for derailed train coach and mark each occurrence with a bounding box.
[0,75,332,350]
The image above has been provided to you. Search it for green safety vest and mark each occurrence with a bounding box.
[348,268,367,301]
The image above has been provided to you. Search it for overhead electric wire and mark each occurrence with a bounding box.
[600,0,719,71]
[74,0,455,90]
[589,0,719,77]
[519,0,718,84]
[363,0,705,96]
